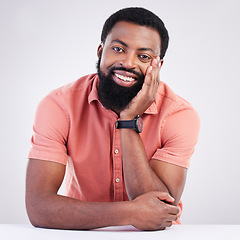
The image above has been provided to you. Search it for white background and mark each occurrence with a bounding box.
[0,0,239,224]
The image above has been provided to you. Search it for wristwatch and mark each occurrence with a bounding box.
[115,115,143,133]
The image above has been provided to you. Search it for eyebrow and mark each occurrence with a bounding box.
[112,39,128,47]
[112,39,156,54]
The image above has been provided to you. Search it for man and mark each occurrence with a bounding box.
[26,7,200,231]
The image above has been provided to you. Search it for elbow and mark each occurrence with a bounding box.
[26,200,43,228]
[25,195,51,229]
[26,209,41,228]
[28,215,41,228]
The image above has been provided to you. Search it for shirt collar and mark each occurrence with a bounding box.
[144,101,158,115]
[88,74,101,104]
[88,74,158,115]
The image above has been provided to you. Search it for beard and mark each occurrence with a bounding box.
[97,55,145,112]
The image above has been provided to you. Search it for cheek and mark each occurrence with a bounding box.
[138,64,149,77]
[100,50,117,71]
[143,66,149,76]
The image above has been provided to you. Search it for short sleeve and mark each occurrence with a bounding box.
[152,108,200,169]
[28,93,69,165]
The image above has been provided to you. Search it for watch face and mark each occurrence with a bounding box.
[137,117,143,133]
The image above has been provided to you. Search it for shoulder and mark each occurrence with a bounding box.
[155,81,200,141]
[40,73,98,109]
[155,81,198,120]
[35,73,98,121]
[50,73,98,97]
[158,83,200,149]
[157,82,193,111]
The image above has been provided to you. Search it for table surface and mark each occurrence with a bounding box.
[1,224,240,240]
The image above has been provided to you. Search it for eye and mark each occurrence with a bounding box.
[138,54,152,62]
[112,46,125,53]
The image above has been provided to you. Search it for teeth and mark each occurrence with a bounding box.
[115,73,135,82]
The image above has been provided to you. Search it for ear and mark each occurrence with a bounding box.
[97,43,103,58]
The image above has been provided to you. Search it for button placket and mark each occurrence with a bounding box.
[112,125,123,202]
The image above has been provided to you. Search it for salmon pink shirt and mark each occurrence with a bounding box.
[28,74,200,223]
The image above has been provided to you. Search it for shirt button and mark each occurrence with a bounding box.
[115,178,120,183]
[114,149,119,154]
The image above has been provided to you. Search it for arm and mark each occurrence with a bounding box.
[26,158,179,230]
[26,158,129,229]
[119,57,189,205]
[120,128,187,205]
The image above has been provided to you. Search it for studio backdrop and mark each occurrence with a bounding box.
[0,0,239,224]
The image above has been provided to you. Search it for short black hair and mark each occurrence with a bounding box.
[101,7,169,59]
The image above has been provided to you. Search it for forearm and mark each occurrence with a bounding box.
[120,128,169,200]
[26,193,132,230]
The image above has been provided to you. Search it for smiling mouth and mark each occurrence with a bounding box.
[114,73,136,82]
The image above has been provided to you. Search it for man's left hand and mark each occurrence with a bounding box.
[120,56,162,120]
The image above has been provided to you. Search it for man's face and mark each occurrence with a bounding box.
[97,21,161,112]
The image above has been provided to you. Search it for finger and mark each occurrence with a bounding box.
[157,227,166,231]
[141,66,153,91]
[149,57,160,98]
[155,191,175,203]
[156,57,161,84]
[142,58,160,98]
[167,204,180,215]
[167,213,178,222]
[164,221,173,228]
[150,57,158,84]
[153,57,161,91]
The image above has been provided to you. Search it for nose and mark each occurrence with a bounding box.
[120,51,136,69]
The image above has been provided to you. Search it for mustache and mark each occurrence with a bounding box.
[109,66,144,81]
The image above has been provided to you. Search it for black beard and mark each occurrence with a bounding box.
[97,56,144,112]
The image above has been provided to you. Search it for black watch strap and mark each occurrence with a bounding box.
[115,115,143,133]
[116,119,135,129]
